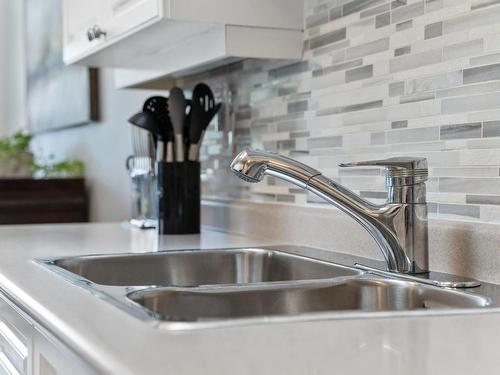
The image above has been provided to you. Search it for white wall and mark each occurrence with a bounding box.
[0,0,26,134]
[0,1,7,131]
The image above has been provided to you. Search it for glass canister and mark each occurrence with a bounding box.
[126,156,157,228]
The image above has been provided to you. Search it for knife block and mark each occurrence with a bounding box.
[156,161,200,235]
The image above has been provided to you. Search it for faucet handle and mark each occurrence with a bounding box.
[339,157,428,185]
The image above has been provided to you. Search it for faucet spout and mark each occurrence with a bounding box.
[230,149,429,274]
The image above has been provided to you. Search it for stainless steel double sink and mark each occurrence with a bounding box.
[36,248,493,329]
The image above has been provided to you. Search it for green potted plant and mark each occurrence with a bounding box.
[0,131,85,178]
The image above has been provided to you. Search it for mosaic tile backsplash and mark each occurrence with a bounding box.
[198,0,500,223]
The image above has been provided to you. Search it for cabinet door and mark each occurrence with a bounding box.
[102,0,161,40]
[62,0,107,63]
[32,329,94,375]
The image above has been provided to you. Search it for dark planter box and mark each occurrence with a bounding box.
[0,178,89,224]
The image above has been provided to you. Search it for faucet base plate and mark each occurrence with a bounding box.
[354,263,481,288]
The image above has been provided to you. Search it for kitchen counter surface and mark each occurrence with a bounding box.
[1,222,500,374]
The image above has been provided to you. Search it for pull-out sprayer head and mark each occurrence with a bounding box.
[230,149,321,188]
[230,150,265,183]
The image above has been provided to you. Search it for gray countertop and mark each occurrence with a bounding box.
[1,222,500,374]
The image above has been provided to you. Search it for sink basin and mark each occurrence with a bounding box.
[128,277,491,322]
[49,248,362,287]
[36,246,495,330]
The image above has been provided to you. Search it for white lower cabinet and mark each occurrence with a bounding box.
[32,329,90,375]
[0,294,94,375]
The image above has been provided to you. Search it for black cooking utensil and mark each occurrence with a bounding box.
[168,87,187,162]
[188,83,215,161]
[128,112,164,161]
[143,96,174,162]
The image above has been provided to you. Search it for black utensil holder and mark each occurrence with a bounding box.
[156,161,200,235]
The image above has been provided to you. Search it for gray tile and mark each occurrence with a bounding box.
[439,204,480,218]
[389,81,405,96]
[440,122,482,140]
[394,46,411,57]
[343,100,383,112]
[312,68,324,77]
[424,21,443,40]
[345,38,390,60]
[289,188,307,194]
[400,93,435,104]
[277,194,295,203]
[439,178,500,194]
[443,39,483,61]
[471,0,500,11]
[235,107,252,120]
[289,150,309,156]
[391,1,424,24]
[463,63,500,84]
[388,127,439,144]
[253,193,276,202]
[308,136,343,148]
[318,59,363,76]
[392,0,407,8]
[426,0,443,11]
[269,62,309,79]
[396,20,412,31]
[390,49,442,73]
[306,11,329,28]
[345,65,373,82]
[277,119,307,132]
[392,120,408,129]
[436,81,500,98]
[312,40,350,57]
[360,3,390,17]
[290,131,310,138]
[375,12,391,28]
[342,0,385,17]
[360,191,386,199]
[277,85,298,96]
[329,6,342,20]
[277,139,296,150]
[406,71,462,95]
[484,121,500,137]
[316,107,342,116]
[466,194,500,205]
[442,93,500,113]
[253,113,304,125]
[470,52,500,66]
[287,100,308,113]
[444,5,500,34]
[317,100,383,116]
[309,28,347,49]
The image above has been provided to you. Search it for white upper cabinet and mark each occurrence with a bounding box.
[62,0,304,88]
[63,0,162,65]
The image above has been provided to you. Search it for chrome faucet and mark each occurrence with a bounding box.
[230,149,429,275]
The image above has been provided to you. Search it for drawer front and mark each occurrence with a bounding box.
[0,297,32,375]
[0,351,21,375]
